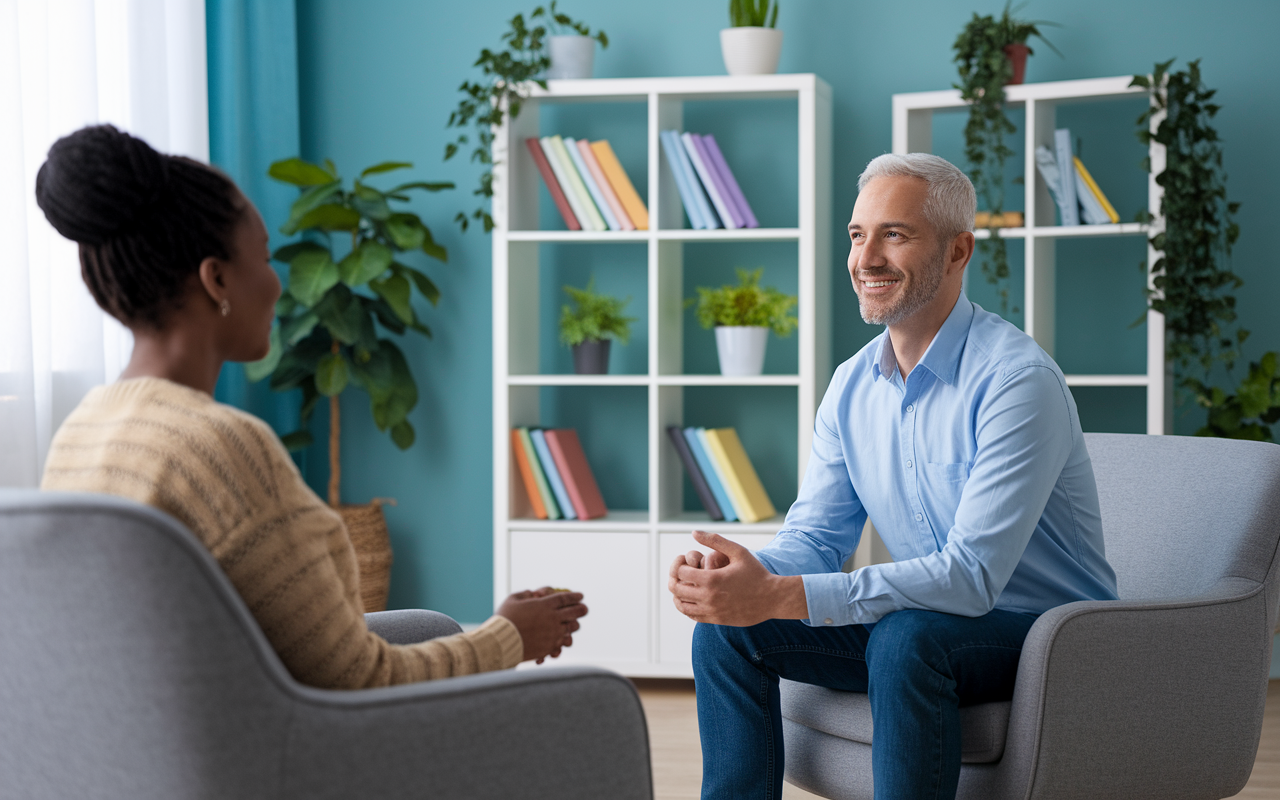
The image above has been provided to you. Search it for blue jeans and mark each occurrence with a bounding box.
[692,608,1038,800]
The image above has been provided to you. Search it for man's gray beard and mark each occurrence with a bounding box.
[857,248,947,326]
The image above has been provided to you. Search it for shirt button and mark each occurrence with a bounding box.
[824,618,834,625]
[906,460,913,468]
[906,404,915,413]
[915,513,923,521]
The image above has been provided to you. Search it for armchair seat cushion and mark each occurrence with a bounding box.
[781,679,1011,764]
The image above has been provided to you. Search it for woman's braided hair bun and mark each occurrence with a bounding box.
[34,124,244,328]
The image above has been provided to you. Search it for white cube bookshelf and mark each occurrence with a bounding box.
[893,75,1171,434]
[491,74,832,677]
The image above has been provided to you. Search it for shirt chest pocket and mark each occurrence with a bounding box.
[924,461,971,484]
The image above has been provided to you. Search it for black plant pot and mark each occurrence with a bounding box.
[572,339,611,374]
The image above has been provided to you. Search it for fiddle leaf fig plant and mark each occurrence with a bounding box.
[247,158,453,492]
[954,1,1060,314]
[445,2,608,234]
[689,267,797,336]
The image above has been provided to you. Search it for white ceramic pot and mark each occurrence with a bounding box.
[547,35,596,79]
[715,326,769,376]
[719,27,783,76]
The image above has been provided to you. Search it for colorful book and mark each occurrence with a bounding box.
[682,132,744,229]
[683,427,737,522]
[577,139,634,231]
[1033,145,1069,224]
[660,130,717,229]
[517,427,561,519]
[564,137,621,231]
[701,133,759,228]
[591,140,649,230]
[532,428,577,520]
[542,135,604,231]
[1074,156,1119,224]
[666,426,723,521]
[702,428,776,523]
[1053,129,1080,226]
[544,429,608,520]
[1072,161,1110,225]
[525,138,580,231]
[511,428,549,519]
[695,427,745,521]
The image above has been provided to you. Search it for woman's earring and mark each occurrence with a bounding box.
[220,299,231,317]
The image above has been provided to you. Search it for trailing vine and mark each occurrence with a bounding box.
[1133,59,1280,439]
[953,2,1058,314]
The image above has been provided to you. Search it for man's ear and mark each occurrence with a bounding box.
[197,256,226,307]
[949,231,976,276]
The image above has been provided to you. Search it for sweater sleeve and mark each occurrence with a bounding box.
[210,413,524,689]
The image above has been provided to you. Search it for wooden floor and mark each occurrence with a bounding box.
[634,679,1280,800]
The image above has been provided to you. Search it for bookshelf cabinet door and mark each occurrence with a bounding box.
[510,530,650,664]
[657,531,776,665]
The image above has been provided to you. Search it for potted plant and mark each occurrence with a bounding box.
[953,1,1059,314]
[245,157,452,611]
[445,4,608,232]
[721,0,782,76]
[539,1,609,79]
[689,267,797,376]
[559,278,635,374]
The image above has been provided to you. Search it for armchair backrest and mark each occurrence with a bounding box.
[0,490,295,798]
[1085,433,1280,621]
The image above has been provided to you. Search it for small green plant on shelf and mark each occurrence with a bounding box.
[559,278,635,347]
[953,1,1060,314]
[729,0,779,28]
[445,1,608,233]
[1131,58,1280,440]
[689,267,797,336]
[246,157,452,474]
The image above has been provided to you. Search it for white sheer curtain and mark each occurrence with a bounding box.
[0,0,207,487]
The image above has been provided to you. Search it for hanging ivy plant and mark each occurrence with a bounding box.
[953,2,1059,314]
[1132,58,1280,440]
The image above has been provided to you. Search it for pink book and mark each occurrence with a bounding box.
[576,139,635,231]
[526,138,581,231]
[701,134,759,229]
[544,429,608,520]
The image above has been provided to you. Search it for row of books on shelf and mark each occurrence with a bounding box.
[527,136,650,232]
[660,130,760,230]
[1035,128,1120,226]
[667,426,776,524]
[512,427,608,520]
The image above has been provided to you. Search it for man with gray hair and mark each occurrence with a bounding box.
[669,153,1118,799]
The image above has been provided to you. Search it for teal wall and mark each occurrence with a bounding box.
[292,0,1280,622]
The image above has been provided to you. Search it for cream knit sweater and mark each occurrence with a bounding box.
[42,377,523,689]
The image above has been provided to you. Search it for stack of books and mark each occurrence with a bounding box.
[659,130,759,230]
[526,137,649,232]
[511,427,608,520]
[1034,128,1120,226]
[666,426,777,524]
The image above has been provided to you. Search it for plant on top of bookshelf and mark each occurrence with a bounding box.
[1131,58,1280,440]
[689,267,797,376]
[953,1,1060,314]
[722,0,783,75]
[560,277,636,374]
[445,2,608,233]
[729,0,779,27]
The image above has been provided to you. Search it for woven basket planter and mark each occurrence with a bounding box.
[338,501,393,613]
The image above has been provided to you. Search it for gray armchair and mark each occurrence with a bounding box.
[0,490,653,800]
[781,432,1280,800]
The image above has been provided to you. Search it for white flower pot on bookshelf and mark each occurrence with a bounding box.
[547,35,596,79]
[719,27,783,76]
[715,326,769,376]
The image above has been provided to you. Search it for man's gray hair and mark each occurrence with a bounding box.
[858,153,976,240]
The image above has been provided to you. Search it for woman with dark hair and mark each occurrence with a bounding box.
[37,124,587,689]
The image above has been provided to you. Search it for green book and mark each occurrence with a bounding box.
[517,427,561,519]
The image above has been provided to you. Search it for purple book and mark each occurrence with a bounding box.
[688,134,744,228]
[701,134,759,229]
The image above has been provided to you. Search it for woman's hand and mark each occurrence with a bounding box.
[497,587,589,664]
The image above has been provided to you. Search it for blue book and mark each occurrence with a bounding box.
[684,427,738,522]
[563,137,621,231]
[661,130,715,229]
[1054,128,1079,226]
[531,429,577,520]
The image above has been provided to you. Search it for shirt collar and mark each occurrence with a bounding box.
[871,295,974,386]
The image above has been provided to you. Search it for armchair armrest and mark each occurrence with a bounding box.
[281,665,652,800]
[996,578,1269,800]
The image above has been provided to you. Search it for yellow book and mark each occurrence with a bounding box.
[703,428,776,523]
[590,140,649,230]
[1073,156,1119,224]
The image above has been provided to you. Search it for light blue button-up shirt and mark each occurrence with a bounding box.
[756,296,1118,626]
